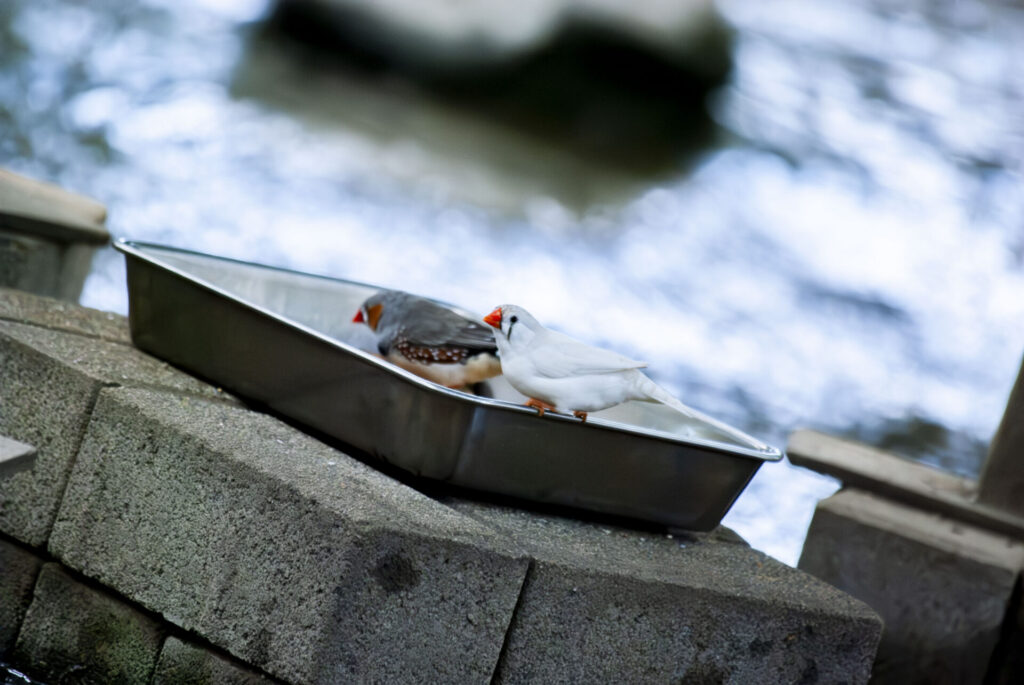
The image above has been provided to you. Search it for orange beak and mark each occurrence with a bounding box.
[352,309,364,324]
[483,307,502,328]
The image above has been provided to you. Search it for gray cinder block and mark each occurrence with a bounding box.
[0,319,235,401]
[449,501,883,684]
[153,636,281,685]
[0,320,235,546]
[0,168,108,301]
[11,564,164,683]
[0,327,103,547]
[0,287,131,343]
[799,489,1024,684]
[50,387,528,684]
[0,233,97,302]
[0,538,43,655]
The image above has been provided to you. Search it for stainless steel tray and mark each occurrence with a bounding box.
[116,240,782,530]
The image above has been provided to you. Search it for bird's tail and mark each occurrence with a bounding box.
[636,375,696,418]
[635,373,760,447]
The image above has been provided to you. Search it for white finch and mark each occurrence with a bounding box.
[483,304,696,422]
[353,290,501,388]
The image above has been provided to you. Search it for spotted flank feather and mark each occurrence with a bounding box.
[395,337,472,364]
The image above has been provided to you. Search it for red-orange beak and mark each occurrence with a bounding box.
[483,307,502,328]
[352,309,364,324]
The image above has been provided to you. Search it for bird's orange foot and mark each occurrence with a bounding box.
[573,410,588,422]
[525,397,556,417]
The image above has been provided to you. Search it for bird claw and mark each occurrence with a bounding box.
[525,397,556,417]
[573,411,588,422]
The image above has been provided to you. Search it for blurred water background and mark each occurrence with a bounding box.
[2,0,1023,568]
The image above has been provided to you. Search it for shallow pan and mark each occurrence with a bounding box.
[116,240,782,530]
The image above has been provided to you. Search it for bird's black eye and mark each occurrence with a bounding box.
[506,314,519,340]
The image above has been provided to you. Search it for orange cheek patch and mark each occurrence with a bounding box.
[367,303,383,331]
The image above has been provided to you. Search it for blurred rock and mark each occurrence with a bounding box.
[275,0,731,79]
[256,0,730,174]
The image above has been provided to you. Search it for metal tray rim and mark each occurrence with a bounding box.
[113,238,784,463]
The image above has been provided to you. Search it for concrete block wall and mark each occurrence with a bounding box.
[13,564,166,683]
[0,538,40,654]
[0,233,98,301]
[800,489,1024,684]
[0,167,110,301]
[154,637,280,685]
[0,288,884,683]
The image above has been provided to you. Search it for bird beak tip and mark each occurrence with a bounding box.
[483,308,501,328]
[352,310,364,324]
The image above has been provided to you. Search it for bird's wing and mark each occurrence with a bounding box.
[532,333,647,378]
[402,300,497,350]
